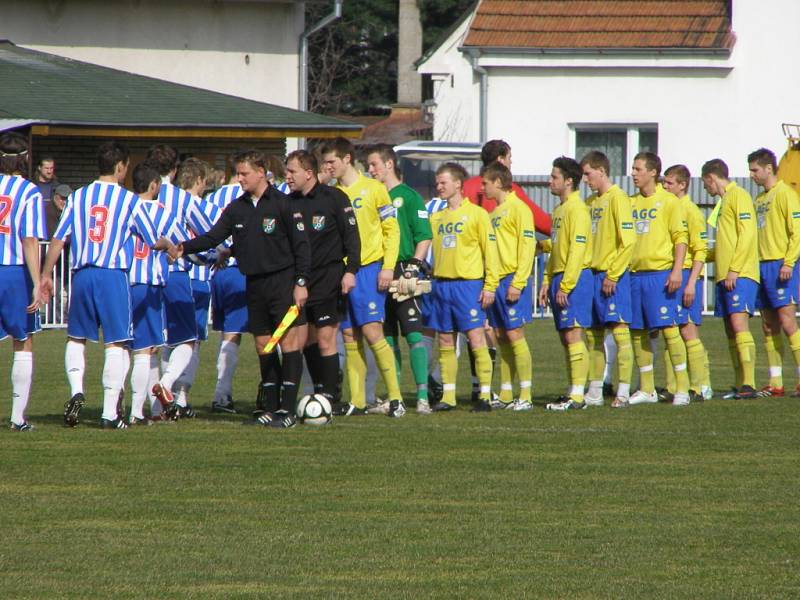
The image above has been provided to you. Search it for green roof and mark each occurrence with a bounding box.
[0,41,361,134]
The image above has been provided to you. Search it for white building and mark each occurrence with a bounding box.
[417,0,800,177]
[0,0,306,110]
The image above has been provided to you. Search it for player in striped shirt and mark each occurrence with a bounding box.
[0,132,46,431]
[143,146,220,418]
[205,179,247,414]
[40,141,170,429]
[748,148,800,397]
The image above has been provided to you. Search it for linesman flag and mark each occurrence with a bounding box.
[262,305,301,353]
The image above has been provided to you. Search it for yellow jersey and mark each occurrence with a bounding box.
[713,181,759,283]
[338,172,400,270]
[629,184,688,272]
[490,191,535,289]
[755,179,800,266]
[586,184,635,280]
[430,199,500,292]
[679,194,708,270]
[543,191,592,293]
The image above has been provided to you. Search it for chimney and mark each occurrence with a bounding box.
[397,0,422,105]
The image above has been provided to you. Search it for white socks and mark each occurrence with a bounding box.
[130,353,151,420]
[11,351,33,425]
[174,344,200,407]
[65,340,85,397]
[148,353,161,416]
[160,343,193,392]
[101,346,125,421]
[215,339,239,400]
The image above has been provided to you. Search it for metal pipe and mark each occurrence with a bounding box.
[465,48,488,142]
[299,0,343,114]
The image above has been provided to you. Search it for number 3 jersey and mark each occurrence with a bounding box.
[0,174,46,265]
[430,200,500,291]
[53,180,160,271]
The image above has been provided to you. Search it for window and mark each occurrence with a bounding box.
[573,126,658,176]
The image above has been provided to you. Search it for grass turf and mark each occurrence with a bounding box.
[1,317,799,598]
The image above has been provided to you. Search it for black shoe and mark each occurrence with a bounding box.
[212,396,237,414]
[128,416,154,427]
[656,387,674,403]
[101,418,128,430]
[735,385,759,400]
[428,376,444,404]
[688,389,704,404]
[331,402,367,416]
[255,411,297,429]
[64,393,85,427]
[175,404,196,419]
[602,382,616,398]
[471,399,492,413]
[388,399,406,418]
[470,388,479,404]
[721,387,739,400]
[10,421,34,432]
[431,401,455,412]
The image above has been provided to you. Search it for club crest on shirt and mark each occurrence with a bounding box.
[263,218,276,234]
[312,215,325,230]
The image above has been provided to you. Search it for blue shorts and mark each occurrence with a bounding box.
[68,267,132,343]
[163,270,198,346]
[340,262,386,330]
[211,267,248,334]
[630,270,681,330]
[592,270,632,327]
[714,277,758,317]
[487,274,533,330]
[130,284,166,351]
[192,279,211,342]
[550,269,593,331]
[757,260,799,310]
[428,279,486,333]
[420,280,435,327]
[0,265,35,341]
[676,269,703,325]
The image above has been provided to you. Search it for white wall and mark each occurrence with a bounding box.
[420,0,800,177]
[0,0,303,109]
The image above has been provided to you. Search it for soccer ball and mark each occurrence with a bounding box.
[296,394,332,426]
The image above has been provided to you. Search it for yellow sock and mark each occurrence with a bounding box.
[703,346,711,389]
[568,341,588,402]
[439,345,457,406]
[735,331,756,388]
[663,345,676,394]
[585,328,606,382]
[511,338,532,402]
[472,346,493,401]
[727,337,742,388]
[498,340,515,403]
[612,326,633,386]
[370,338,402,401]
[787,330,800,384]
[344,340,367,408]
[764,334,784,388]
[685,338,706,393]
[562,343,572,387]
[632,329,654,393]
[663,326,689,394]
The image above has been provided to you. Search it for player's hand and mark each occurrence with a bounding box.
[724,270,738,291]
[293,284,308,309]
[28,282,41,313]
[556,289,569,308]
[168,243,184,263]
[538,284,549,308]
[506,285,521,303]
[780,264,793,282]
[666,269,682,294]
[39,275,54,305]
[683,278,696,308]
[213,247,231,271]
[480,289,495,309]
[341,272,356,295]
[378,268,393,292]
[601,276,617,297]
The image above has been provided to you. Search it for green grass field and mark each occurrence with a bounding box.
[1,317,799,598]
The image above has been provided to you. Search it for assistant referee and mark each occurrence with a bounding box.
[175,150,311,428]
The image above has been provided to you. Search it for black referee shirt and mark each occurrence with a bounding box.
[291,182,361,275]
[181,185,310,280]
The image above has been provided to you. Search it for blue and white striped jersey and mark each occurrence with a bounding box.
[159,182,220,273]
[425,197,448,266]
[129,200,173,286]
[53,181,159,271]
[205,184,242,267]
[275,181,290,195]
[187,193,222,283]
[0,174,47,265]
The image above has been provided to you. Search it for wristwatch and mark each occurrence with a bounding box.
[295,277,307,287]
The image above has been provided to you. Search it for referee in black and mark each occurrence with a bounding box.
[284,149,360,405]
[174,150,310,428]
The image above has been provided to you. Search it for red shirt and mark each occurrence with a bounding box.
[462,176,552,236]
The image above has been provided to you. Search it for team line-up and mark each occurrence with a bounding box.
[1,132,797,431]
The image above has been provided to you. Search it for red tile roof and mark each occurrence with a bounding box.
[463,0,735,50]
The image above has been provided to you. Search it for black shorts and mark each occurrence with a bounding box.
[384,295,425,338]
[305,262,344,328]
[246,268,307,336]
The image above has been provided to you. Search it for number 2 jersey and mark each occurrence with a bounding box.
[0,174,46,265]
